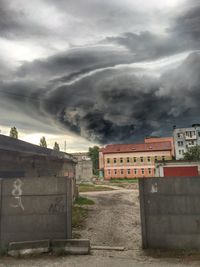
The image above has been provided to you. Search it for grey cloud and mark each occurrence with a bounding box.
[0,0,50,39]
[106,32,183,60]
[40,52,200,143]
[17,46,136,81]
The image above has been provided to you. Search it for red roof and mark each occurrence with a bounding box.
[100,141,172,154]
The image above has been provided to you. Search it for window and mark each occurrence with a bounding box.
[198,132,200,137]
[162,156,165,161]
[155,156,158,162]
[107,158,110,164]
[107,169,111,175]
[141,168,144,175]
[120,158,123,164]
[134,169,137,175]
[133,157,137,163]
[179,150,184,155]
[120,169,124,175]
[114,169,117,175]
[140,157,144,163]
[177,133,181,138]
[127,157,130,163]
[178,141,183,147]
[114,158,117,164]
[148,168,151,174]
[127,169,131,175]
[147,156,151,162]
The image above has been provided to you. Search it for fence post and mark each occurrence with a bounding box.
[65,177,72,239]
[139,179,148,249]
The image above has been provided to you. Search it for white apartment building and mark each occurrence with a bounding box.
[173,124,200,159]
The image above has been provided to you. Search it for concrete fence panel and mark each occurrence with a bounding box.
[0,176,72,246]
[139,177,200,249]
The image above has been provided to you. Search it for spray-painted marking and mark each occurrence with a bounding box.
[49,197,64,213]
[151,182,158,193]
[10,178,24,211]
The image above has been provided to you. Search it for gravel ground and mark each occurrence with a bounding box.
[1,188,200,266]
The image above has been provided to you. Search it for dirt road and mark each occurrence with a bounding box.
[75,188,141,258]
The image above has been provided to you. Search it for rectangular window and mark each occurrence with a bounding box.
[127,157,130,163]
[177,133,181,138]
[134,169,137,175]
[133,157,137,163]
[107,169,111,175]
[114,158,117,164]
[107,158,110,164]
[120,169,124,175]
[120,158,123,164]
[114,169,117,175]
[127,169,130,175]
[155,156,158,162]
[148,168,151,174]
[162,156,165,161]
[147,156,151,162]
[140,157,144,163]
[178,141,183,147]
[141,168,144,175]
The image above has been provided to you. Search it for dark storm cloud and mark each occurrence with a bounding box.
[1,0,200,144]
[171,3,200,49]
[29,51,197,143]
[17,46,136,82]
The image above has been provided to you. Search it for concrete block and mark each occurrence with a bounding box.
[8,240,50,256]
[51,239,90,255]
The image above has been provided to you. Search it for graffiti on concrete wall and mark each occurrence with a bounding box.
[10,178,25,211]
[49,196,65,213]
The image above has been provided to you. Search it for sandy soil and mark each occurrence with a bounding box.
[75,188,142,259]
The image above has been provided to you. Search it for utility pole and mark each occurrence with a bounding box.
[64,141,67,152]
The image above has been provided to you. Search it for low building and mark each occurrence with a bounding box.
[155,160,200,177]
[72,152,93,183]
[173,124,200,160]
[99,141,173,179]
[0,134,76,179]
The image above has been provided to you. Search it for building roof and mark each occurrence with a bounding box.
[100,141,172,154]
[0,134,75,162]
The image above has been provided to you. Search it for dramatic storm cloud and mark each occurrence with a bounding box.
[0,0,200,149]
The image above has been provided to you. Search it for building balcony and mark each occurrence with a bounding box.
[185,135,197,140]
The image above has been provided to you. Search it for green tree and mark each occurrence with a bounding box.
[184,145,200,161]
[40,136,47,148]
[53,142,60,151]
[9,127,18,139]
[88,146,99,175]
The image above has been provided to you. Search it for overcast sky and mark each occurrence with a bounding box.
[0,0,200,151]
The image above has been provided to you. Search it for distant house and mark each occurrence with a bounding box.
[71,152,93,183]
[173,124,200,160]
[99,138,174,180]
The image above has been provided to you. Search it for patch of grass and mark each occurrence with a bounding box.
[72,206,88,228]
[78,184,114,192]
[74,196,95,205]
[109,178,138,183]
